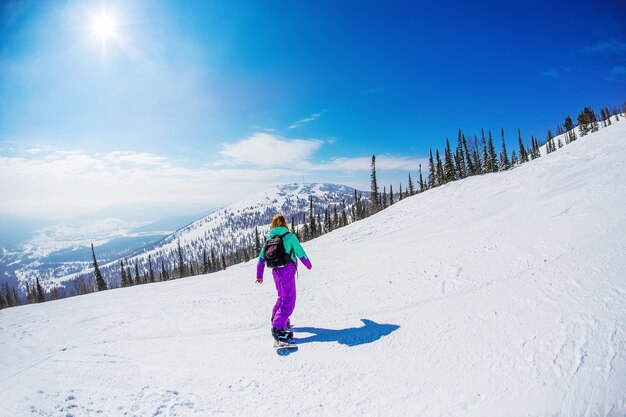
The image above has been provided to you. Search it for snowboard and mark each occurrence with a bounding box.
[273,340,297,349]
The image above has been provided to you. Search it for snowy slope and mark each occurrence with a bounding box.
[1,120,625,416]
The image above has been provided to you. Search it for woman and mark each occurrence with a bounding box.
[256,214,312,342]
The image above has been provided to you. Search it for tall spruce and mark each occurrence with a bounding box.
[309,195,316,238]
[481,129,489,173]
[472,135,482,174]
[202,249,209,274]
[120,260,128,287]
[443,137,456,183]
[389,185,394,205]
[134,260,141,285]
[160,260,168,281]
[370,155,380,213]
[500,128,510,170]
[418,164,425,192]
[177,239,186,278]
[36,277,45,303]
[254,226,261,257]
[382,187,388,208]
[461,132,474,176]
[564,116,576,143]
[398,184,403,201]
[407,173,415,196]
[518,128,528,162]
[455,130,467,178]
[487,130,498,172]
[427,149,436,189]
[435,149,444,186]
[91,243,107,291]
[148,255,155,282]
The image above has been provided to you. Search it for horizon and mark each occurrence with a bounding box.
[1,0,625,220]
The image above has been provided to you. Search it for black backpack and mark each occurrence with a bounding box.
[264,232,294,268]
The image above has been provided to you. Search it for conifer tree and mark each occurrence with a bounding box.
[333,204,339,226]
[211,249,217,272]
[511,150,518,165]
[398,184,403,201]
[202,248,209,274]
[309,196,317,238]
[120,260,128,287]
[370,155,380,213]
[435,149,444,186]
[564,116,576,143]
[487,130,498,172]
[546,129,554,154]
[91,243,107,291]
[418,164,425,192]
[134,260,141,285]
[407,173,415,196]
[500,128,510,170]
[126,266,133,285]
[462,132,474,176]
[481,129,489,173]
[340,200,348,226]
[189,262,195,276]
[382,187,388,208]
[604,107,611,126]
[316,212,322,236]
[518,128,528,162]
[177,239,186,278]
[558,137,563,148]
[26,282,33,304]
[291,216,298,238]
[36,277,45,303]
[389,185,394,205]
[161,260,168,281]
[455,130,467,179]
[324,207,332,233]
[254,227,261,257]
[472,135,482,174]
[443,137,456,183]
[148,255,155,282]
[427,149,436,189]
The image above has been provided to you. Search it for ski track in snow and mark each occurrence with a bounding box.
[1,118,626,416]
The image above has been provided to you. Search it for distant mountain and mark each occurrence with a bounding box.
[67,183,366,289]
[0,209,217,295]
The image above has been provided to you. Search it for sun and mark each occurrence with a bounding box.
[92,14,116,39]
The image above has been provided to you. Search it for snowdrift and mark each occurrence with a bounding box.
[1,120,625,416]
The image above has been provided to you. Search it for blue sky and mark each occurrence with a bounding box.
[1,0,625,219]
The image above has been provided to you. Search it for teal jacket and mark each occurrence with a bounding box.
[258,226,309,262]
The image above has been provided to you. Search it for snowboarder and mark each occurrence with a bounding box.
[256,214,312,344]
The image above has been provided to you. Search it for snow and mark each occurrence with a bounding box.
[1,119,625,416]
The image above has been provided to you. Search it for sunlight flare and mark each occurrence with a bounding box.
[92,14,116,39]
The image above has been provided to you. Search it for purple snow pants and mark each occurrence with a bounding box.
[271,262,297,330]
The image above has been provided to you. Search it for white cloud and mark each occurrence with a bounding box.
[218,133,323,166]
[0,149,305,218]
[106,151,169,166]
[0,144,429,219]
[287,112,322,129]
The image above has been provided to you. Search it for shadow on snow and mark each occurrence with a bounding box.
[293,319,400,347]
